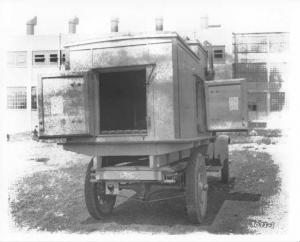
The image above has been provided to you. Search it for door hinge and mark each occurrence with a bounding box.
[146,65,156,85]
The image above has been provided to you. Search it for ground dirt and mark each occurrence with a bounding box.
[7,131,287,234]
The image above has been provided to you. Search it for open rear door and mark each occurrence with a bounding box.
[38,71,96,138]
[205,78,248,131]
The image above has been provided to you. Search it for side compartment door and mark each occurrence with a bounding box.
[205,79,248,131]
[38,71,96,138]
[195,77,207,134]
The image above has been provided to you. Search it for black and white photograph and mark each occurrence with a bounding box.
[0,0,299,241]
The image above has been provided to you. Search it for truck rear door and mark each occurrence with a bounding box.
[205,78,248,131]
[38,71,96,138]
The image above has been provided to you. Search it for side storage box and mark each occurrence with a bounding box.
[38,71,96,138]
[205,78,248,131]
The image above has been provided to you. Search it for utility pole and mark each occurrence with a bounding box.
[59,33,62,70]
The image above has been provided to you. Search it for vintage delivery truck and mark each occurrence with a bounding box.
[38,31,248,224]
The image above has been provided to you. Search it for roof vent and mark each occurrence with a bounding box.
[26,16,37,35]
[111,17,119,32]
[155,17,163,31]
[69,16,79,34]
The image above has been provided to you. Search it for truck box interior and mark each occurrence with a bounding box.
[99,69,147,134]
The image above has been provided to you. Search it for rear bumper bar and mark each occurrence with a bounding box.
[93,169,163,181]
[90,165,182,182]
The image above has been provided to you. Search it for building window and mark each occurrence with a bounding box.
[31,86,37,110]
[34,54,46,64]
[270,92,285,111]
[214,50,224,59]
[50,53,58,63]
[248,92,268,112]
[33,51,59,65]
[16,53,27,65]
[248,104,257,111]
[7,87,27,109]
[61,53,66,64]
[212,46,225,63]
[7,51,27,67]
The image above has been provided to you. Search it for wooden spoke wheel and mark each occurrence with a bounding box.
[84,159,116,219]
[185,152,208,224]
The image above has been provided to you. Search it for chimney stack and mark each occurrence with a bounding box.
[26,16,37,35]
[68,16,79,34]
[200,15,208,30]
[155,17,163,31]
[111,17,119,32]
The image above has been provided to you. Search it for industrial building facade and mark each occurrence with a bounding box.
[233,32,289,122]
[3,33,88,134]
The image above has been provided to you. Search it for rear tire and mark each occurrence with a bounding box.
[84,159,116,219]
[185,152,208,224]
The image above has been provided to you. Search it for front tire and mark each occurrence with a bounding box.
[185,152,208,224]
[84,159,116,219]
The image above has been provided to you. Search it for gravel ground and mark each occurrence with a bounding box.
[6,132,288,234]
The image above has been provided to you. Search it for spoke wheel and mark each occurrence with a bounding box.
[84,159,116,219]
[185,152,208,224]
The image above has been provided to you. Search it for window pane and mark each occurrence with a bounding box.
[31,86,37,110]
[248,104,257,111]
[212,46,225,63]
[34,54,45,63]
[214,50,223,58]
[270,92,285,111]
[61,53,66,63]
[50,53,58,63]
[33,51,61,65]
[248,92,267,112]
[16,52,27,66]
[7,87,27,109]
[7,51,27,66]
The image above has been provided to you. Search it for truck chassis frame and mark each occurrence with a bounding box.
[61,134,229,224]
